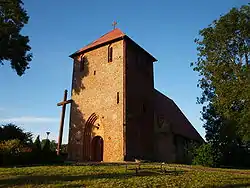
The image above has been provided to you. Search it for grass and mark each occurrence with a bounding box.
[0,163,249,188]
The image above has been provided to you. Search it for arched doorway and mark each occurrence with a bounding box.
[83,113,98,161]
[91,136,103,162]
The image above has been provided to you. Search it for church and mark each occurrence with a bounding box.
[67,28,203,163]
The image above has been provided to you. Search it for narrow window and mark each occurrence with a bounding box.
[108,46,113,62]
[117,92,119,104]
[94,70,96,75]
[142,103,146,113]
[80,56,85,72]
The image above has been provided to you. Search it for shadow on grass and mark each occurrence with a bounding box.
[0,170,185,187]
[126,167,186,176]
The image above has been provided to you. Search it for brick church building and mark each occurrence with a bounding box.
[67,28,203,163]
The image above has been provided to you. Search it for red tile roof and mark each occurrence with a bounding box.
[69,28,157,61]
[154,89,204,142]
[70,28,125,57]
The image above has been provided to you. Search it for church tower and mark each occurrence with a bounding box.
[68,28,157,162]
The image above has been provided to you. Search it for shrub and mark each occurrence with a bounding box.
[192,143,221,167]
[0,138,64,166]
[0,139,23,165]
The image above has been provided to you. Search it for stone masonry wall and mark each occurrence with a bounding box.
[125,39,155,160]
[68,40,124,162]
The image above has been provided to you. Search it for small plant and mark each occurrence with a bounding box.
[0,139,23,165]
[192,143,221,167]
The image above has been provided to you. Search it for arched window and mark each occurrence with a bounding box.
[108,46,113,62]
[80,55,85,72]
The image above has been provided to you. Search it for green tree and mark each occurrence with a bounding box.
[50,140,57,152]
[0,0,32,76]
[40,139,57,151]
[0,124,32,144]
[192,143,221,167]
[0,139,23,154]
[42,139,51,153]
[34,135,42,151]
[0,139,23,165]
[192,4,250,167]
[192,4,250,142]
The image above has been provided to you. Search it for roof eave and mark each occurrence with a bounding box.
[69,35,158,63]
[69,36,125,59]
[124,35,157,62]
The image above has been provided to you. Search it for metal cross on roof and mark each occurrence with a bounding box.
[112,21,117,29]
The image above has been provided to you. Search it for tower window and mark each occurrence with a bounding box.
[94,70,96,75]
[108,46,113,62]
[117,92,119,104]
[142,103,146,113]
[80,56,85,72]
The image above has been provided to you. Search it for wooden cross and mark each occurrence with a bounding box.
[57,89,73,156]
[112,21,117,29]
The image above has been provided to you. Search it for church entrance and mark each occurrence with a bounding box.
[91,136,103,162]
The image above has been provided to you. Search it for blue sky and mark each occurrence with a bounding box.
[0,0,248,143]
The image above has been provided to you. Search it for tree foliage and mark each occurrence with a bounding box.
[0,123,32,144]
[192,143,221,167]
[42,139,51,153]
[0,139,23,165]
[0,127,64,166]
[192,4,250,167]
[0,0,32,76]
[34,135,42,151]
[192,4,250,142]
[49,140,57,152]
[0,139,23,154]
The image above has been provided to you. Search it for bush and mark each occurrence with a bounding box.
[0,138,64,166]
[192,143,221,167]
[0,139,24,165]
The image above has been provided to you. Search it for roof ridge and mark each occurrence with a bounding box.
[85,29,110,45]
[91,28,124,44]
[100,28,124,39]
[70,28,125,57]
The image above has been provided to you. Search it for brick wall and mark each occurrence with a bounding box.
[68,40,125,162]
[154,132,175,162]
[125,39,155,160]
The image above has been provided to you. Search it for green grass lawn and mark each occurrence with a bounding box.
[0,163,249,187]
